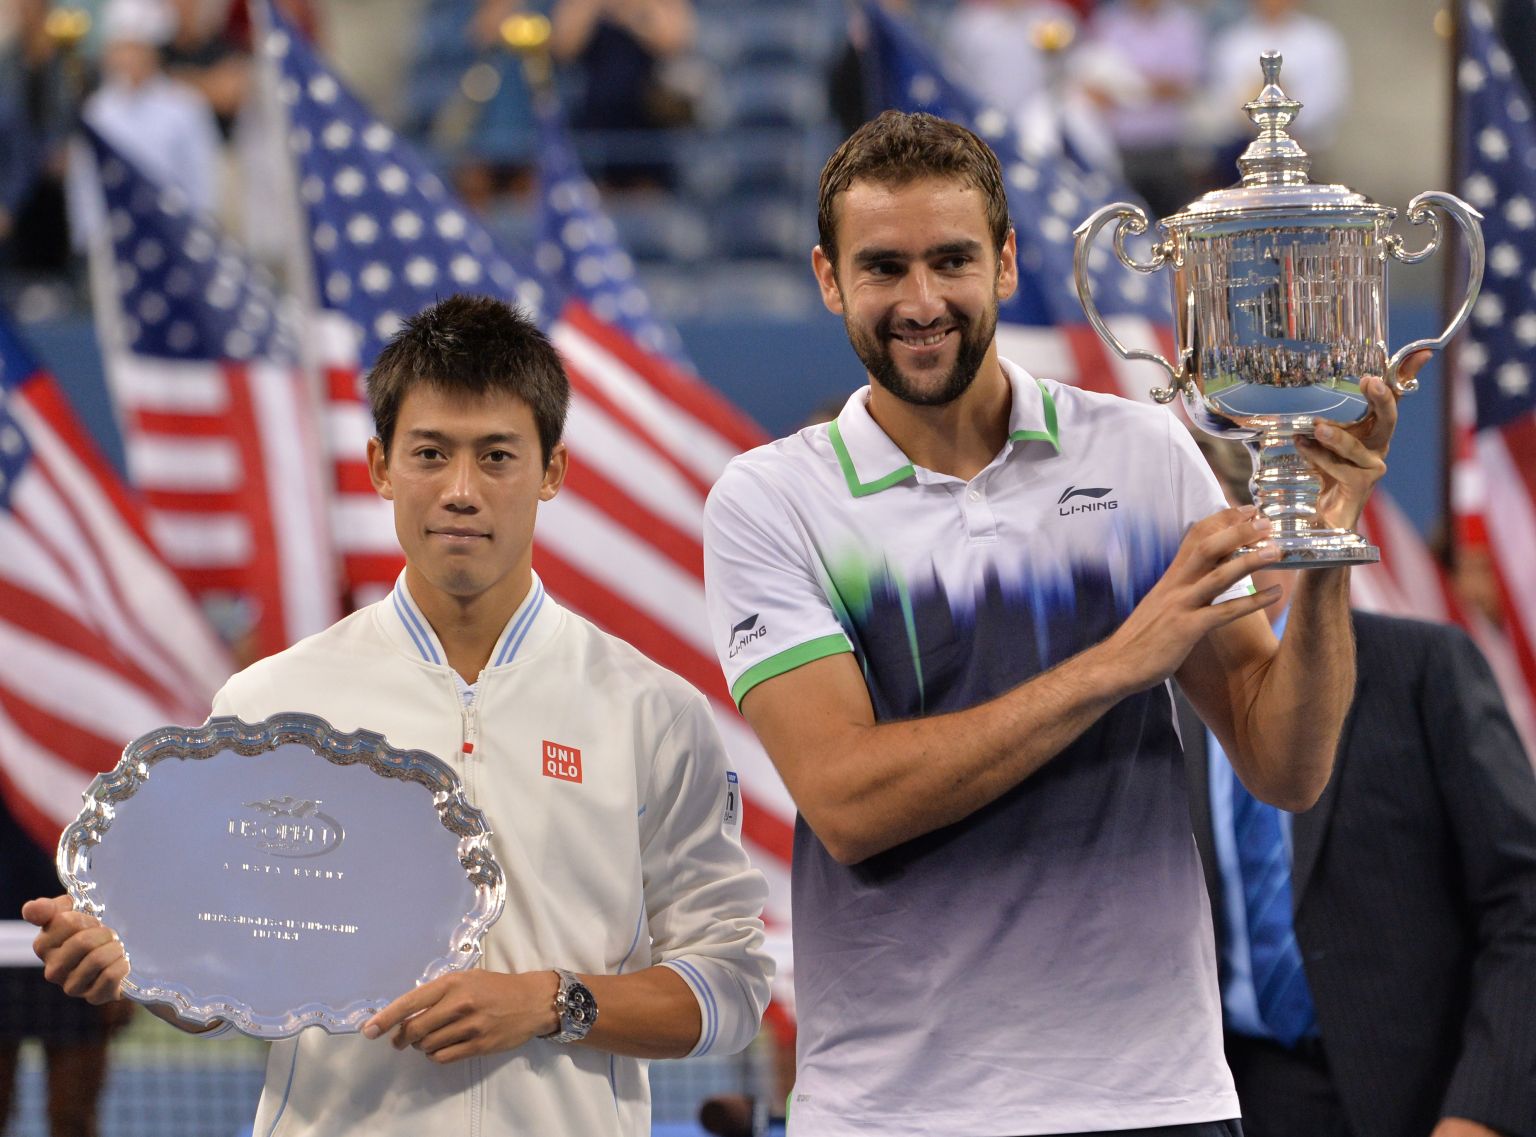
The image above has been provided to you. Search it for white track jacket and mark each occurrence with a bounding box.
[210,574,773,1137]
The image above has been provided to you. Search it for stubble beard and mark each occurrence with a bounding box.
[844,301,998,408]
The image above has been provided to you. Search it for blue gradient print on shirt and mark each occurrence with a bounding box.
[790,518,1219,1123]
[823,518,1181,720]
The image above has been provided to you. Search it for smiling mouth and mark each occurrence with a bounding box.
[891,327,953,348]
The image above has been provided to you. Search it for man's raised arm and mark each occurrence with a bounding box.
[742,506,1281,864]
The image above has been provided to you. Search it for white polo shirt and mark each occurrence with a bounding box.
[703,359,1243,1136]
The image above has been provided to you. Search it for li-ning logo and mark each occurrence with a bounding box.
[727,613,768,659]
[228,797,344,858]
[543,740,583,783]
[1058,485,1119,515]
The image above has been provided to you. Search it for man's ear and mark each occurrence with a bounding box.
[812,246,845,316]
[995,229,1018,304]
[539,442,569,502]
[367,436,393,500]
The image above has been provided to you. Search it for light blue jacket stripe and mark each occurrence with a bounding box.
[683,959,721,1055]
[668,959,719,1055]
[494,579,545,666]
[391,585,441,663]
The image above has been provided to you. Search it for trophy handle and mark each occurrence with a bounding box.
[1383,191,1486,395]
[1072,203,1184,403]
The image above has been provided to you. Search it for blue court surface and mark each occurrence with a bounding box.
[2,1040,756,1137]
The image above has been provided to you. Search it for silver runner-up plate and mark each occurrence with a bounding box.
[56,713,506,1039]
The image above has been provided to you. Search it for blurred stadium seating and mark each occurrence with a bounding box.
[397,0,857,319]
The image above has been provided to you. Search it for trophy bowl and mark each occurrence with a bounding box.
[1074,51,1484,566]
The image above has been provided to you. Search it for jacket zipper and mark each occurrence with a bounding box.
[469,1054,484,1137]
[460,686,481,788]
[460,673,484,1137]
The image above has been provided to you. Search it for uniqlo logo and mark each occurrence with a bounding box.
[542,740,583,783]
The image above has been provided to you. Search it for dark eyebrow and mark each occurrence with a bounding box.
[852,247,908,269]
[402,428,525,447]
[927,239,984,259]
[851,239,984,268]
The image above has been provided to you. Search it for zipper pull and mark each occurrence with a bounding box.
[462,693,480,757]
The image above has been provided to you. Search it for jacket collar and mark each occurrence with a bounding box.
[826,357,1061,498]
[383,570,556,670]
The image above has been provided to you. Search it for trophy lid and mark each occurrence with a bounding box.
[1165,52,1377,222]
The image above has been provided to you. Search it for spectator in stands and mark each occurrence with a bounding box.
[549,0,696,189]
[1503,0,1536,106]
[944,0,1073,133]
[1199,0,1348,182]
[161,0,308,136]
[1085,0,1206,219]
[419,0,542,210]
[0,0,79,307]
[162,0,253,137]
[0,6,41,254]
[69,0,223,243]
[181,0,317,264]
[943,0,1123,173]
[827,0,912,139]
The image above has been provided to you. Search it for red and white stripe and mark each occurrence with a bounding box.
[309,310,401,609]
[102,351,340,660]
[0,369,233,853]
[1465,423,1536,756]
[1449,371,1536,757]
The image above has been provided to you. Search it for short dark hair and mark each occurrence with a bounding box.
[366,294,570,466]
[817,111,1012,272]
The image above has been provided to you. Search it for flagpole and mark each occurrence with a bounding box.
[251,0,349,620]
[1441,0,1466,567]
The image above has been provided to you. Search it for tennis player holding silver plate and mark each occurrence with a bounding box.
[25,293,771,1137]
[1075,51,1484,566]
[55,712,505,1039]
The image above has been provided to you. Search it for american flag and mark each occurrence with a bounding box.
[79,125,339,660]
[1451,1,1536,751]
[259,6,797,987]
[531,97,690,367]
[863,2,1494,636]
[0,312,233,853]
[266,16,543,606]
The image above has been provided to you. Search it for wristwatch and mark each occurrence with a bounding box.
[543,968,598,1044]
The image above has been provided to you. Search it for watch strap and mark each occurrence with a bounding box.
[544,967,598,1044]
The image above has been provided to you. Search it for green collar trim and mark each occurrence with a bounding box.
[829,375,1058,497]
[1008,377,1061,452]
[828,418,915,498]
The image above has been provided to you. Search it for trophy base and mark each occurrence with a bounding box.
[1240,534,1380,568]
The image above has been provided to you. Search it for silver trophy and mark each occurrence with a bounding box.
[1074,51,1484,566]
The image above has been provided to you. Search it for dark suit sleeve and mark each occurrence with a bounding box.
[1426,624,1536,1137]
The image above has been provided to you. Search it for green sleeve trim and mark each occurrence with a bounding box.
[828,419,914,498]
[730,634,853,708]
[1009,377,1061,452]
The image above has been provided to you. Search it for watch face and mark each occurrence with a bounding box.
[567,985,597,1026]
